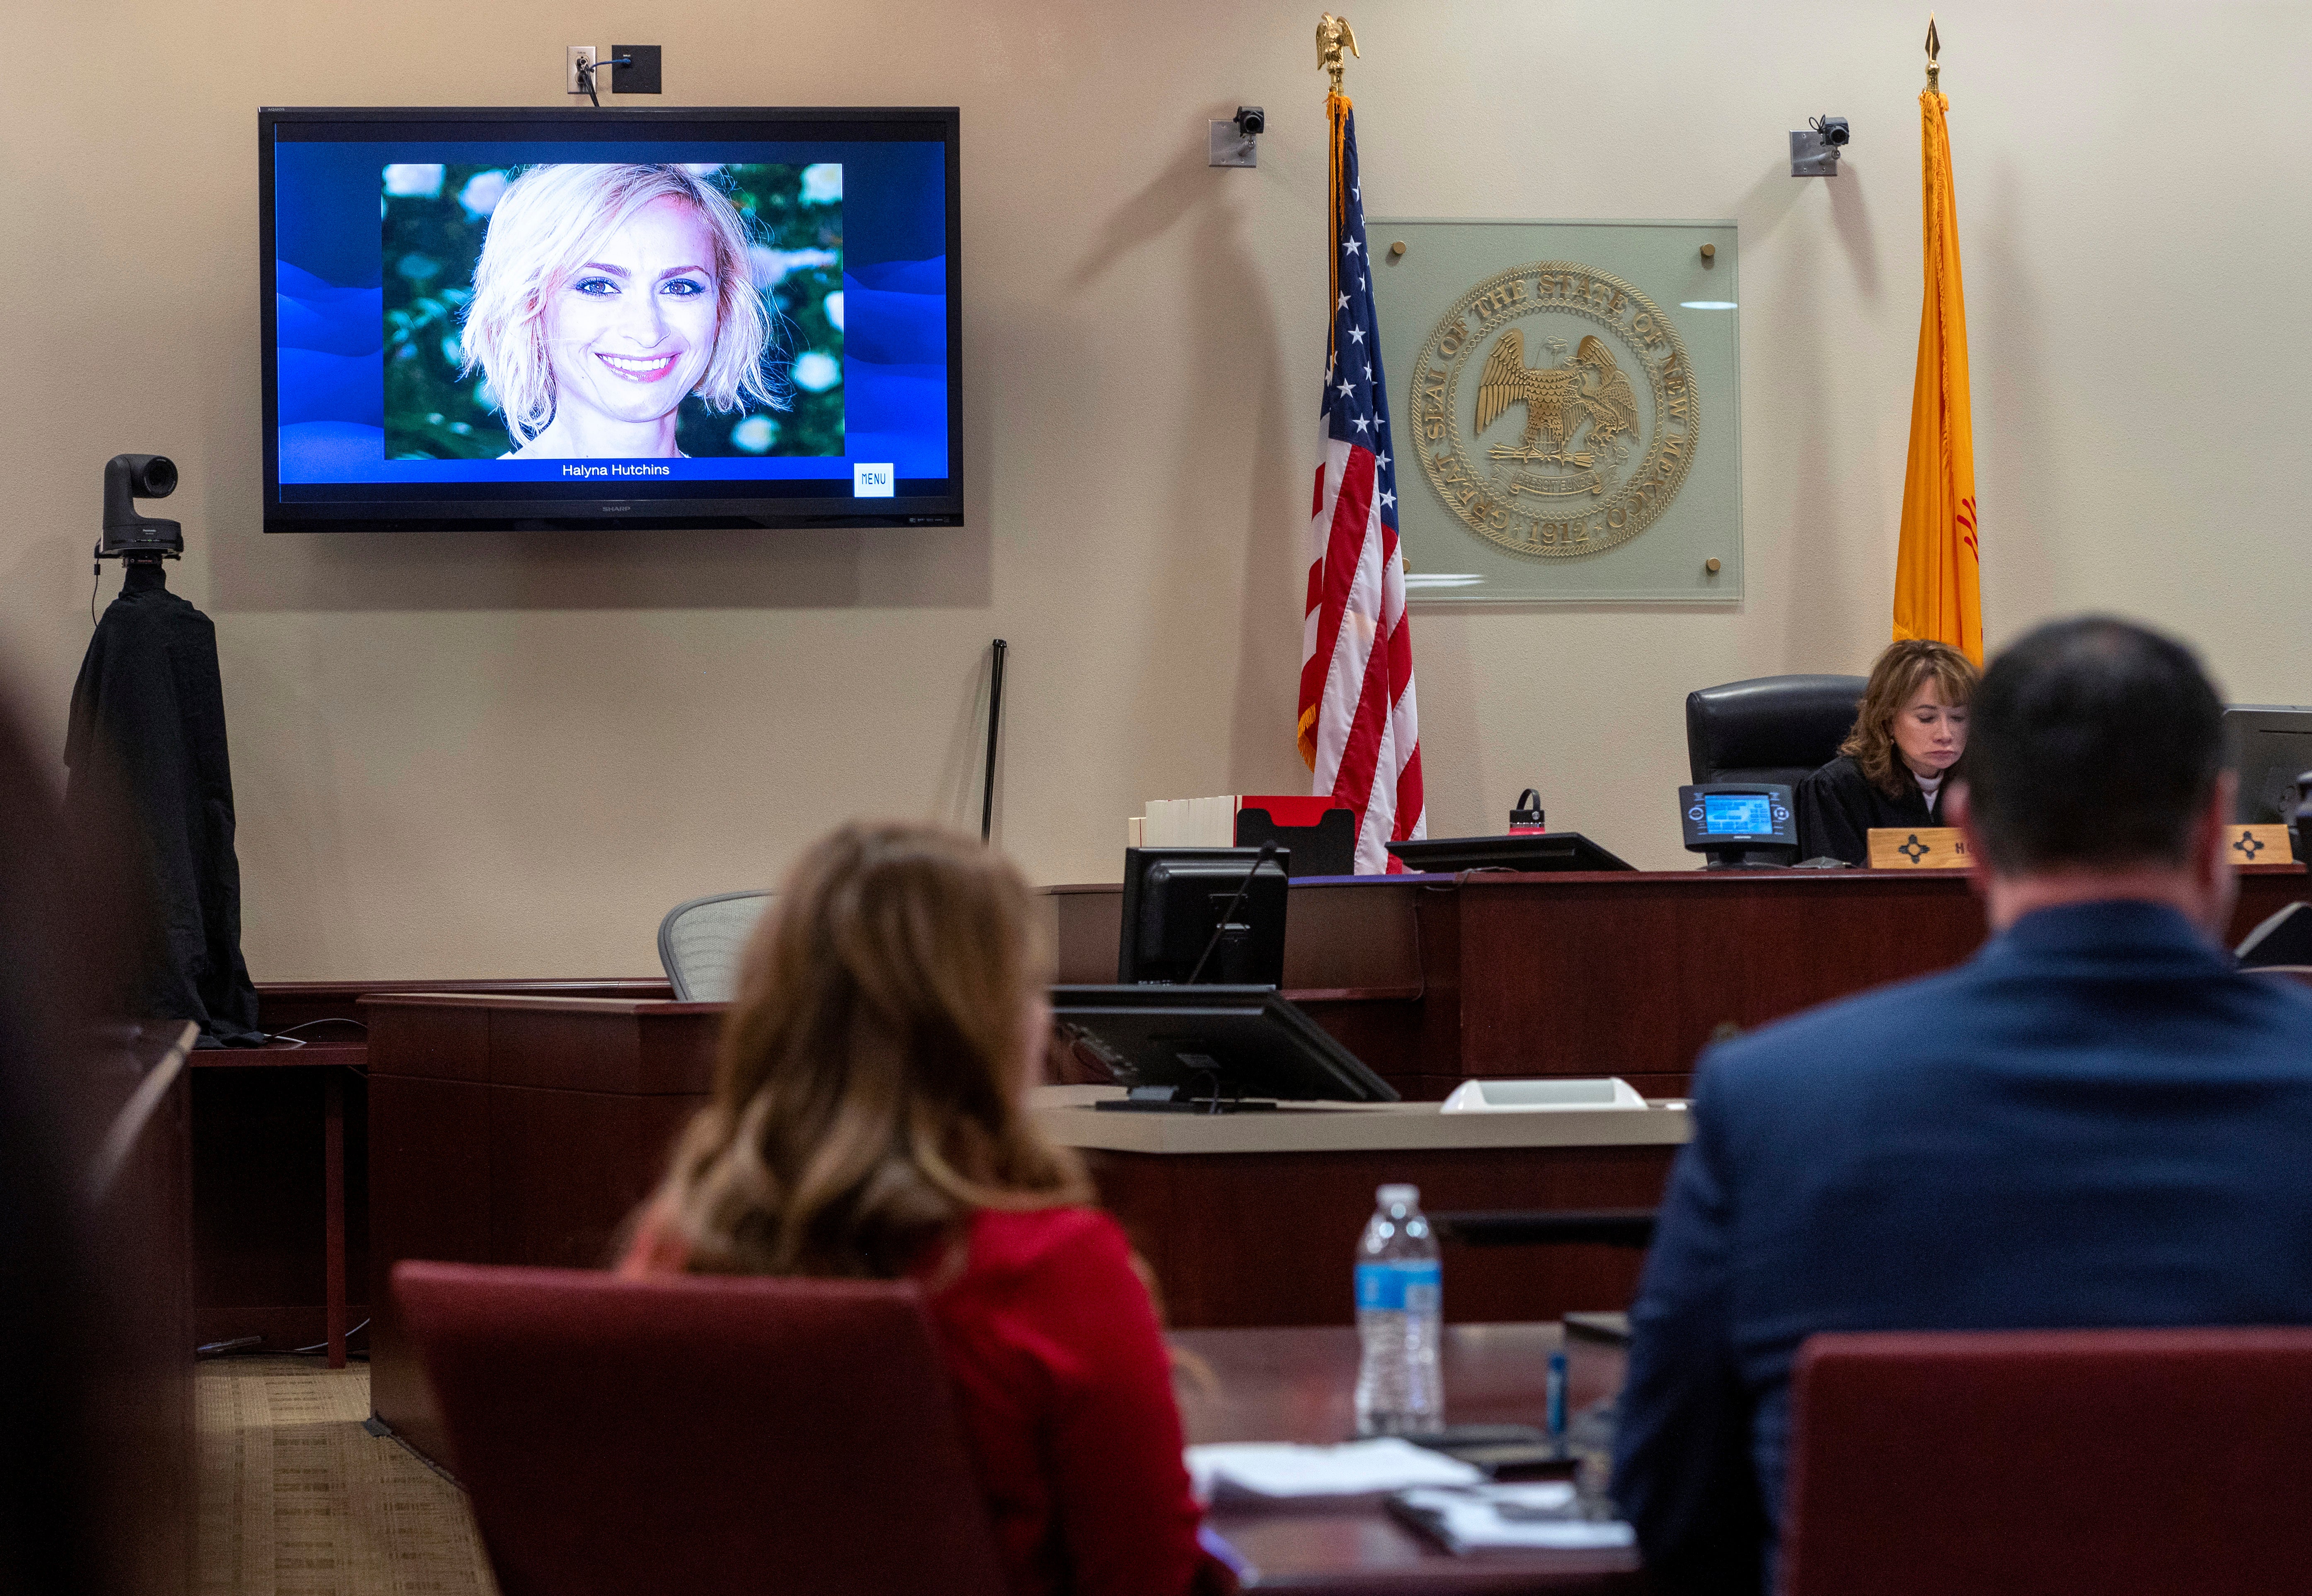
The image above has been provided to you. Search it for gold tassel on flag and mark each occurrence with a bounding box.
[1892,15,1982,665]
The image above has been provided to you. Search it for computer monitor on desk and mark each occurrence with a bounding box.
[2225,706,2312,824]
[1051,986,1398,1112]
[1117,846,1289,985]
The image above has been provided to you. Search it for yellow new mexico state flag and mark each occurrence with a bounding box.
[1892,87,1982,665]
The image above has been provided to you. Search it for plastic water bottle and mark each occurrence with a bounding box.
[1354,1183,1444,1436]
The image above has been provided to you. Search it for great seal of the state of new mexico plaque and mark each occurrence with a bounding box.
[1409,262,1697,559]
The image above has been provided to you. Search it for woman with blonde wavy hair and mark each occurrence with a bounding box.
[1797,638,1980,865]
[459,163,785,459]
[621,822,1232,1596]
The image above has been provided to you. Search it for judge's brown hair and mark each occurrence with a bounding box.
[1841,639,1980,798]
[640,822,1090,1280]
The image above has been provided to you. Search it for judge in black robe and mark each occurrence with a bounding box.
[1796,754,1954,866]
[1795,638,1978,866]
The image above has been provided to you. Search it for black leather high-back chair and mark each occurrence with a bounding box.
[1685,674,1869,789]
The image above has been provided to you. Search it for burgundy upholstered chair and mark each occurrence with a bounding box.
[1779,1326,2312,1596]
[394,1260,1008,1596]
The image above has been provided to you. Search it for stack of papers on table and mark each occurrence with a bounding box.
[1185,1438,1483,1502]
[1389,1482,1636,1552]
[1140,795,1242,847]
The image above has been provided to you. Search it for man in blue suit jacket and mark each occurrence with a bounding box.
[1613,617,2312,1594]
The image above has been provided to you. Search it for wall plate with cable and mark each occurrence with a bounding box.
[612,44,661,94]
[566,44,596,97]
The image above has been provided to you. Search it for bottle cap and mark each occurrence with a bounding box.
[1378,1183,1419,1208]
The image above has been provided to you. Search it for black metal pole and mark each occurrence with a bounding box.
[980,639,1008,843]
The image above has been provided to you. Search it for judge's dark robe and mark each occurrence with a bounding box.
[1794,754,1951,866]
[64,564,262,1046]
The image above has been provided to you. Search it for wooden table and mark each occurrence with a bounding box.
[189,1041,366,1365]
[1040,1091,1685,1328]
[1175,1322,1638,1591]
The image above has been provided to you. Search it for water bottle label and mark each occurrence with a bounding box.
[1355,1262,1442,1313]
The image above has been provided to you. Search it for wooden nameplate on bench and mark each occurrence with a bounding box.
[1872,823,2296,872]
[2226,825,2295,867]
[1867,828,1970,869]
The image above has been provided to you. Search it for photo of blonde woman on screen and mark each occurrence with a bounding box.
[458,164,787,459]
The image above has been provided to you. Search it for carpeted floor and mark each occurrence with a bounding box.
[197,1356,497,1596]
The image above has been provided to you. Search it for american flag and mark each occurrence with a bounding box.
[1296,94,1425,874]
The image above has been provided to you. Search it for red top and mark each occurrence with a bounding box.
[622,1205,1230,1596]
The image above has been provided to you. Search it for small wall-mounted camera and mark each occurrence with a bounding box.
[98,453,183,562]
[1790,114,1852,177]
[1210,105,1265,168]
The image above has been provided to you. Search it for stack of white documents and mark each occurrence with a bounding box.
[1390,1481,1636,1552]
[1184,1438,1481,1502]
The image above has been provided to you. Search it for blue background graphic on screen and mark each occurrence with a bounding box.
[1704,795,1772,835]
[274,138,948,485]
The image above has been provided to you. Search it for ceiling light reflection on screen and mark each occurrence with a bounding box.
[1679,301,1738,310]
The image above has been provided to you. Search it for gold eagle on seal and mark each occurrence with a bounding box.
[1475,330,1641,464]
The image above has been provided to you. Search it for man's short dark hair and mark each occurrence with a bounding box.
[1966,616,2225,873]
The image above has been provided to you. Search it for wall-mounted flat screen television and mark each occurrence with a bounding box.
[260,106,960,533]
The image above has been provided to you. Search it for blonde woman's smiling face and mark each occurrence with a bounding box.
[541,197,720,429]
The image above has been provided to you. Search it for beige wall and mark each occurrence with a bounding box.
[3,1,2308,978]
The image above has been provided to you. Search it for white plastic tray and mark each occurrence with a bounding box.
[1438,1077,1647,1114]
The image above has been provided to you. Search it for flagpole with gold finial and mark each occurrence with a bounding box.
[1318,14,1360,374]
[1318,12,1359,96]
[1891,8,1982,663]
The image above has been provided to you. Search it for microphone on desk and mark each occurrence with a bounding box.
[1185,839,1279,986]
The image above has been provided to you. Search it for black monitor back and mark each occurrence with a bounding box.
[1386,832,1636,873]
[1051,985,1398,1104]
[2238,902,2312,969]
[1116,847,1289,985]
[2225,706,2312,823]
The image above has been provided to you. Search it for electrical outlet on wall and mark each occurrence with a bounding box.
[566,44,597,97]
